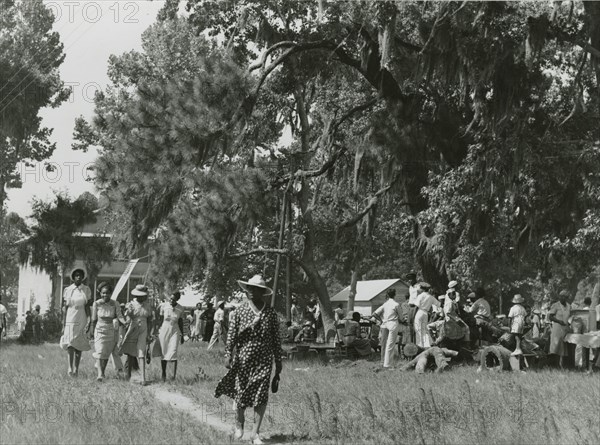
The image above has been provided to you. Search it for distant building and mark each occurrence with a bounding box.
[17,211,150,315]
[330,278,409,316]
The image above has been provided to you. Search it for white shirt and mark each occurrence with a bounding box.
[408,286,419,305]
[415,292,440,312]
[214,308,225,323]
[373,299,401,325]
[469,298,491,319]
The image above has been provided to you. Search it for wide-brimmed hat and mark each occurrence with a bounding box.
[405,272,417,279]
[512,294,524,304]
[448,280,458,289]
[131,284,149,297]
[70,268,86,280]
[216,300,225,308]
[237,274,273,296]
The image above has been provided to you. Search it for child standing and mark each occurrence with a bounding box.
[508,294,527,356]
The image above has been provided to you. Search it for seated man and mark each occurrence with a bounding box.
[342,312,375,357]
[294,320,317,343]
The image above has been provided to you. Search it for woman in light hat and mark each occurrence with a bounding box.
[119,284,154,385]
[508,294,527,356]
[215,275,282,445]
[90,282,126,381]
[60,268,92,377]
[154,291,185,382]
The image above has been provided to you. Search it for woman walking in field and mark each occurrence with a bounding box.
[60,268,92,377]
[215,275,282,445]
[90,282,126,381]
[153,291,185,381]
[119,284,154,385]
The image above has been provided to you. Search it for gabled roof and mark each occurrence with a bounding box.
[330,279,407,302]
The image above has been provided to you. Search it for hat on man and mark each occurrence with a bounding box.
[70,268,86,280]
[512,294,524,304]
[131,284,149,297]
[237,274,273,296]
[405,272,417,279]
[448,280,458,289]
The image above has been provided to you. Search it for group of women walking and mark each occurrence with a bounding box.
[59,269,283,444]
[59,268,186,384]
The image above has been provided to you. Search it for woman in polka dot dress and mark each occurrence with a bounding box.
[215,275,282,445]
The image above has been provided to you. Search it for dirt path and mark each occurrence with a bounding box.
[147,385,297,444]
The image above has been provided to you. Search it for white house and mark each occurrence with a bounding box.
[330,278,409,316]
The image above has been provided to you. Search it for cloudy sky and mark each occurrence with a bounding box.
[6,1,165,218]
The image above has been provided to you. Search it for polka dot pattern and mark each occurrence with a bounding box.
[215,302,282,408]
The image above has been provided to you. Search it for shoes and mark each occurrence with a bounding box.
[233,426,243,440]
[67,370,73,377]
[511,349,523,356]
[250,435,264,445]
[96,376,103,382]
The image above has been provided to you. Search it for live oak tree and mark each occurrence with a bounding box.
[19,192,111,304]
[0,0,69,209]
[76,1,599,333]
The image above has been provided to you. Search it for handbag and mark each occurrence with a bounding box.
[271,373,280,393]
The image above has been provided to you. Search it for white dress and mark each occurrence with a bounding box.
[60,284,92,352]
[156,303,184,360]
[414,292,440,348]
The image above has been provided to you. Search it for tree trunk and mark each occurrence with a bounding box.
[285,195,292,322]
[590,281,599,331]
[348,268,359,312]
[271,192,287,308]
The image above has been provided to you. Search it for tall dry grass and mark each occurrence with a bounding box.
[1,339,598,444]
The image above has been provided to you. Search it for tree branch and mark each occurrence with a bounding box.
[227,247,311,274]
[269,98,378,188]
[338,179,406,230]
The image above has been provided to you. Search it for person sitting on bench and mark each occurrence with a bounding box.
[343,312,375,357]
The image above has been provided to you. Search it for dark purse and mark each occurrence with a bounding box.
[271,373,280,393]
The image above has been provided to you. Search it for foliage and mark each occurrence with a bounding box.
[0,207,27,301]
[20,193,110,282]
[0,0,69,208]
[76,1,599,318]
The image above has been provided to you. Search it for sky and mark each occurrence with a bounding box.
[5,0,166,218]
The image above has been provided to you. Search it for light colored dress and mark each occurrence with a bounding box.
[509,304,527,334]
[548,301,571,356]
[60,284,92,352]
[119,299,153,358]
[92,300,123,360]
[156,303,184,360]
[414,292,440,348]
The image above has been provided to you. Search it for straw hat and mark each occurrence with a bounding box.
[70,268,86,280]
[131,284,149,297]
[512,294,524,304]
[448,280,458,289]
[237,274,273,296]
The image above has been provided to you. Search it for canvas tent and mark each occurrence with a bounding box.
[330,279,409,316]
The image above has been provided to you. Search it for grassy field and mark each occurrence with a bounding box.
[0,339,598,445]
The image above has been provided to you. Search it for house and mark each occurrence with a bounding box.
[17,211,151,316]
[330,279,409,316]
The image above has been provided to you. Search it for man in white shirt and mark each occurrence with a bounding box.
[371,288,401,368]
[207,301,226,350]
[467,288,491,325]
